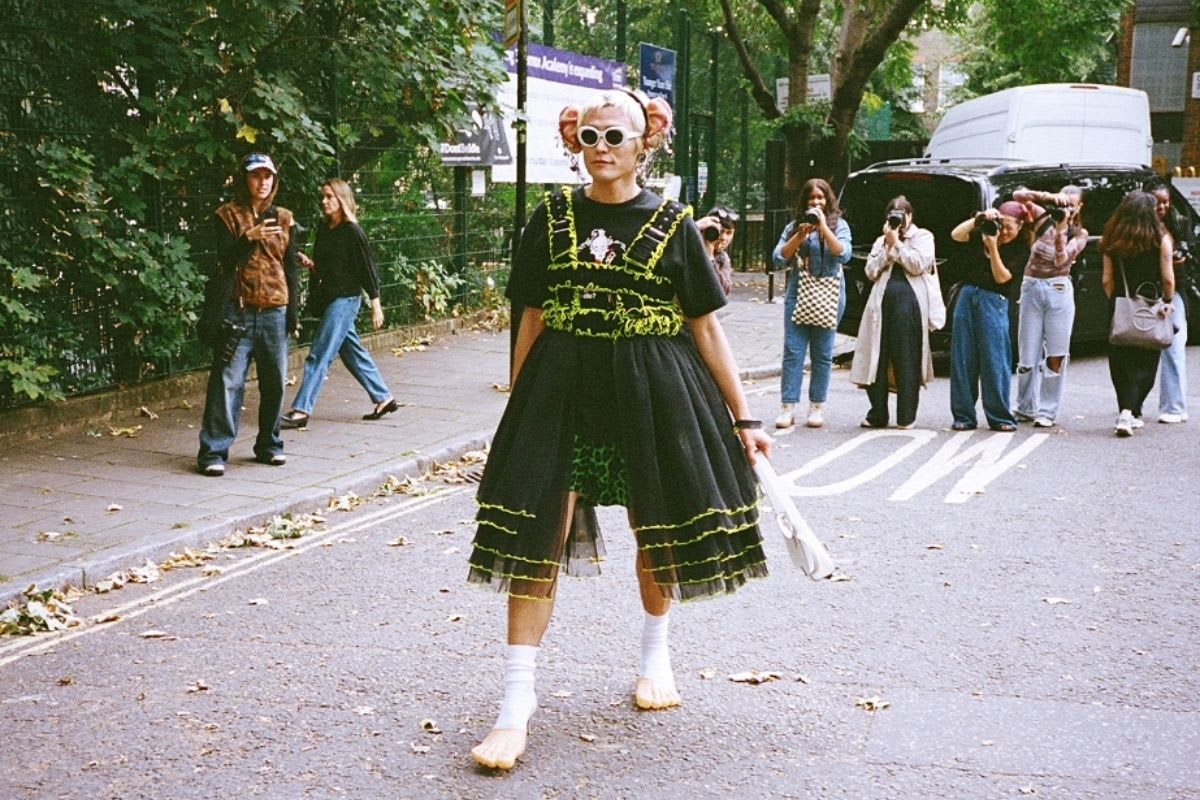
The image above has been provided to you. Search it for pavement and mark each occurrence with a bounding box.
[0,274,845,606]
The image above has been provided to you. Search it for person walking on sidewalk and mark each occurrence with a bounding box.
[947,202,1029,432]
[850,196,936,429]
[196,153,300,476]
[773,178,853,429]
[281,178,399,429]
[1010,186,1087,428]
[1145,178,1190,424]
[466,88,771,772]
[1100,190,1175,437]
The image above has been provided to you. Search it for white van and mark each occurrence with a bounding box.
[925,84,1153,166]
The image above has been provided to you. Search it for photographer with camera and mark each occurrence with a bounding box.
[1145,178,1189,424]
[695,206,739,295]
[196,153,300,476]
[1008,185,1087,428]
[947,201,1031,431]
[772,178,853,429]
[850,196,936,429]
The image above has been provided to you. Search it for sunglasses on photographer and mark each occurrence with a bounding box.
[577,125,643,148]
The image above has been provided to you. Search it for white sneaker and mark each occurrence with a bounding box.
[775,404,795,429]
[1114,410,1133,438]
[200,463,225,477]
[1131,416,1144,430]
[1033,416,1054,428]
[806,403,824,428]
[1158,412,1189,424]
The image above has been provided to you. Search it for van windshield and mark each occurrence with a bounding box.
[839,171,981,258]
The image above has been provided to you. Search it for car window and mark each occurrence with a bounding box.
[839,172,981,257]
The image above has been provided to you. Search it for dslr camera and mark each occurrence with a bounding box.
[1045,205,1068,223]
[803,208,821,226]
[702,224,721,242]
[974,212,999,236]
[886,210,906,230]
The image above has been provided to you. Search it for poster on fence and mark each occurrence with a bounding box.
[491,43,628,185]
[439,105,513,166]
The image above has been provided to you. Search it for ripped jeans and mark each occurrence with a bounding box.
[1014,276,1074,422]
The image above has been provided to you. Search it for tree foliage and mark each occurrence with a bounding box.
[719,0,969,189]
[0,0,504,404]
[954,0,1132,98]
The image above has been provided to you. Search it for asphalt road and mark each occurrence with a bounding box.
[2,351,1197,800]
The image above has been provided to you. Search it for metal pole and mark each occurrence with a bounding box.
[544,0,554,46]
[616,0,627,63]
[674,9,690,198]
[452,166,468,275]
[510,1,528,376]
[706,31,718,211]
[739,88,750,270]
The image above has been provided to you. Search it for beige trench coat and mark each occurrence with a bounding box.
[849,226,937,388]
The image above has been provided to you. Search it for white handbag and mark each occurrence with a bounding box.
[925,262,946,331]
[752,458,836,580]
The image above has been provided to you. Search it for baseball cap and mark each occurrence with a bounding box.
[242,153,277,174]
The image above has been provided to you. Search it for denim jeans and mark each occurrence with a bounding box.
[781,268,846,404]
[950,284,1016,429]
[1157,294,1188,416]
[1014,276,1075,421]
[197,306,287,466]
[290,295,391,415]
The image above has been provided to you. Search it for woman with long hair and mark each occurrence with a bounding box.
[772,177,853,429]
[466,89,771,771]
[850,196,936,428]
[1010,185,1088,428]
[1099,190,1175,436]
[281,178,398,429]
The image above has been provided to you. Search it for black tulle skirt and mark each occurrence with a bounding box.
[467,329,767,602]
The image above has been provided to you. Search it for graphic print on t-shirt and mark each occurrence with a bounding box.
[580,228,627,265]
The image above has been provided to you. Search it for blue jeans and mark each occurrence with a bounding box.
[1014,276,1075,421]
[197,306,288,466]
[781,269,845,404]
[1158,294,1188,415]
[291,295,391,415]
[950,284,1016,429]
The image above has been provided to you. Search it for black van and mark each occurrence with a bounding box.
[836,159,1200,347]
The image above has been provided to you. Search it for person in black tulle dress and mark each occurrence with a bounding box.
[467,89,771,770]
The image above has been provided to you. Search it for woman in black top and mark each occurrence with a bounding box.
[1100,190,1175,436]
[282,179,397,428]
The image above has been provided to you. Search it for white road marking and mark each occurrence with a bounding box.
[0,488,467,668]
[780,429,1048,504]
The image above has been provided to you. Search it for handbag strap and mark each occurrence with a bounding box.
[1118,261,1131,298]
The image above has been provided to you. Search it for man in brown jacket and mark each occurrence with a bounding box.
[196,153,300,476]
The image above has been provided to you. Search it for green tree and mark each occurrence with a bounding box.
[0,0,504,405]
[954,0,1132,98]
[718,0,969,188]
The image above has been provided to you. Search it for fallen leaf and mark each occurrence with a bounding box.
[247,598,269,606]
[794,674,812,685]
[828,572,853,583]
[855,696,890,712]
[981,739,995,746]
[36,531,72,542]
[419,718,441,734]
[410,743,430,755]
[491,382,511,394]
[698,668,716,680]
[137,406,159,420]
[106,504,123,513]
[551,690,573,698]
[58,676,75,686]
[1019,787,1037,796]
[95,613,122,624]
[579,733,596,743]
[354,706,375,716]
[127,560,160,584]
[448,614,463,622]
[387,537,409,547]
[186,680,209,693]
[140,630,171,639]
[201,566,223,577]
[107,425,143,438]
[328,492,364,512]
[442,546,460,555]
[925,543,944,551]
[1042,597,1073,605]
[728,670,783,685]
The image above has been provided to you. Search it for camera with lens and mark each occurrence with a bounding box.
[1045,205,1068,223]
[217,319,246,364]
[702,223,721,242]
[803,208,821,226]
[974,212,999,237]
[886,210,906,230]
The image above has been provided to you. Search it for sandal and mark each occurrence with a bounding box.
[362,398,400,420]
[281,411,309,429]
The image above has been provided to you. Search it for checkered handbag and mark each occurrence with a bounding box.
[791,267,840,329]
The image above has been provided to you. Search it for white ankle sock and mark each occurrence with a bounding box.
[493,644,538,731]
[639,611,673,682]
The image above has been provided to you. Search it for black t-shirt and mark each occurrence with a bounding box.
[310,221,382,310]
[506,188,726,319]
[960,236,1028,300]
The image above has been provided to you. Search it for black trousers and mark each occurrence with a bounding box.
[866,277,923,427]
[1107,343,1160,417]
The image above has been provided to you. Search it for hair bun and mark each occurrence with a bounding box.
[558,106,582,154]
